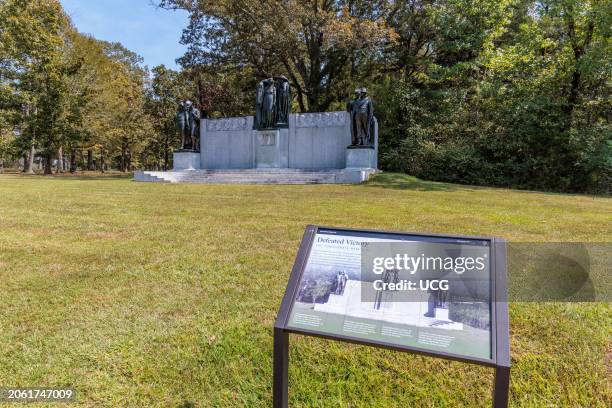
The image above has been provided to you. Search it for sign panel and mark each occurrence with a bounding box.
[283,226,500,364]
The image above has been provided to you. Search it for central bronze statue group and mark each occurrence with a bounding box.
[254,76,291,130]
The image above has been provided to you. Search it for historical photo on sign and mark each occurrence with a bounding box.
[286,230,493,360]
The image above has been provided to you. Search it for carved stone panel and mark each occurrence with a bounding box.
[295,112,347,128]
[259,132,276,146]
[206,117,249,132]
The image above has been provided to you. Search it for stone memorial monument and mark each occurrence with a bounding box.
[135,80,378,184]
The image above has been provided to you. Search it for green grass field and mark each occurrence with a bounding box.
[0,173,610,407]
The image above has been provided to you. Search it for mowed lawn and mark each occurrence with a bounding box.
[0,173,610,407]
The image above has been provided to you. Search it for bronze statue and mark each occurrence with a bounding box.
[254,76,291,130]
[347,88,374,146]
[274,75,291,126]
[255,78,276,129]
[177,100,201,151]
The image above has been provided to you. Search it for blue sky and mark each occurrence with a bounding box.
[60,0,189,70]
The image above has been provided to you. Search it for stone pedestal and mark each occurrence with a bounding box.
[345,146,376,169]
[435,308,450,321]
[173,150,201,170]
[254,129,289,168]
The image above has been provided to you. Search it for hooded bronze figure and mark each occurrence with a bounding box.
[254,76,291,130]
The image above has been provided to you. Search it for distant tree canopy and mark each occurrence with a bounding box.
[0,0,609,193]
[159,0,610,193]
[0,0,156,173]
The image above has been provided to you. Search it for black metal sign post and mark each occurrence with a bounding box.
[273,327,289,407]
[274,225,510,408]
[492,239,511,407]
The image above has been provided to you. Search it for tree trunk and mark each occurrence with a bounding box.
[0,159,4,174]
[78,149,84,170]
[57,146,64,173]
[70,149,77,173]
[25,141,35,174]
[163,143,169,171]
[126,149,132,172]
[43,154,53,175]
[562,14,594,119]
[563,58,582,119]
[100,147,105,173]
[23,105,35,174]
[120,145,126,172]
[87,149,93,170]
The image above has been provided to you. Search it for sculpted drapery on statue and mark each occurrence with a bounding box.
[347,88,374,147]
[275,75,290,126]
[262,78,276,128]
[177,100,201,151]
[254,76,291,130]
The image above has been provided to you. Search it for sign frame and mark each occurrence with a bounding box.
[273,225,510,407]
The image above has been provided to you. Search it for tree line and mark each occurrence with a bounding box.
[160,0,610,193]
[0,0,198,174]
[1,0,609,193]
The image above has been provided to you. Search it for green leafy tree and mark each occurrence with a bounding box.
[71,38,148,172]
[378,0,610,193]
[0,127,16,172]
[472,0,611,192]
[1,0,151,174]
[144,65,188,170]
[0,0,72,173]
[159,0,398,112]
[103,44,149,172]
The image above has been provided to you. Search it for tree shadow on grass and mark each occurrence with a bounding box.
[58,174,132,180]
[363,172,472,192]
[1,172,133,180]
[364,172,609,197]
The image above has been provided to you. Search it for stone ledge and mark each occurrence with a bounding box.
[173,151,201,171]
[133,168,377,184]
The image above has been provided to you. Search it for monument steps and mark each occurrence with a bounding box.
[134,169,375,184]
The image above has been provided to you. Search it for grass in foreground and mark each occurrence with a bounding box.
[0,173,610,407]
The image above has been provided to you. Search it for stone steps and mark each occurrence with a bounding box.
[134,169,376,184]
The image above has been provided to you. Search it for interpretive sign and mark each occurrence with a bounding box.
[274,225,510,407]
